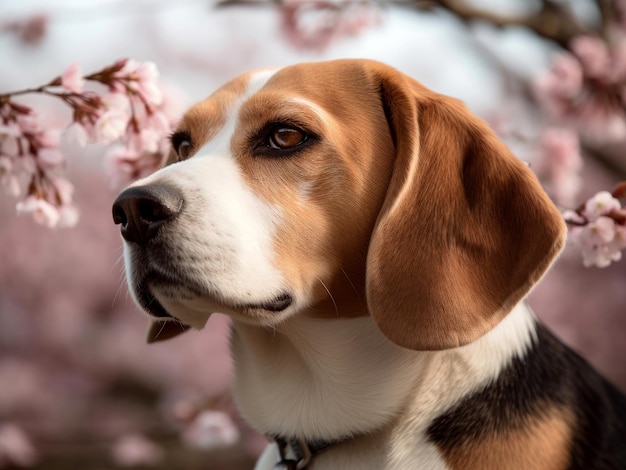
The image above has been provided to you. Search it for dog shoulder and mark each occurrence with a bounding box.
[426,324,626,470]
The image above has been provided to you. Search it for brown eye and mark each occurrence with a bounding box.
[177,140,192,159]
[269,127,306,149]
[170,131,193,160]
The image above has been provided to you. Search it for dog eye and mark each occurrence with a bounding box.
[170,131,193,160]
[176,140,192,159]
[268,127,307,150]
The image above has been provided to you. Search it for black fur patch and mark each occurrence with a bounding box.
[427,324,626,469]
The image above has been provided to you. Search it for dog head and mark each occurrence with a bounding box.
[113,59,566,350]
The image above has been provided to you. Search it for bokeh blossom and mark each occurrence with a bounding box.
[60,63,85,94]
[280,0,380,51]
[111,434,163,467]
[0,423,38,468]
[182,410,240,451]
[534,33,626,144]
[534,127,583,207]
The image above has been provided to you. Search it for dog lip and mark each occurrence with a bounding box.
[246,293,293,312]
[136,285,175,320]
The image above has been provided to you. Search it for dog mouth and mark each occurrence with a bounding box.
[245,293,293,312]
[135,283,175,320]
[134,273,294,324]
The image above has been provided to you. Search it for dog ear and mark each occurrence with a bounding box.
[365,66,566,351]
[146,321,190,343]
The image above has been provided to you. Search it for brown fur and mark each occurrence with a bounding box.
[364,62,567,350]
[440,406,574,470]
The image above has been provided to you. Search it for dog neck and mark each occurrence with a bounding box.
[229,303,537,443]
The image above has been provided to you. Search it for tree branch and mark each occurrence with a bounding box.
[400,0,588,49]
[216,0,599,50]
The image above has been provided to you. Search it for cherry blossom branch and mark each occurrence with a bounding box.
[563,181,626,267]
[407,0,588,49]
[216,0,598,50]
[0,59,177,228]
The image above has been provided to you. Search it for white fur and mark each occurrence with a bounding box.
[284,97,333,124]
[126,69,296,329]
[239,303,537,469]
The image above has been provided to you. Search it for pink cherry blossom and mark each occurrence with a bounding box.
[1,58,178,228]
[564,184,626,268]
[182,410,240,450]
[570,35,612,81]
[116,60,163,106]
[0,157,20,197]
[534,35,626,144]
[0,423,38,468]
[37,148,64,169]
[0,124,21,157]
[613,224,626,249]
[57,204,79,228]
[582,191,621,221]
[65,121,94,147]
[60,63,85,94]
[5,14,48,46]
[15,113,40,134]
[111,434,163,467]
[535,127,582,206]
[135,62,163,106]
[569,221,621,268]
[610,37,626,83]
[580,242,622,268]
[16,196,60,228]
[579,216,617,245]
[280,0,380,51]
[49,177,74,206]
[534,53,583,104]
[95,110,128,145]
[13,154,36,176]
[101,92,131,116]
[577,100,626,144]
[36,129,60,148]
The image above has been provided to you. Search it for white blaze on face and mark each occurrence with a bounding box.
[126,69,290,327]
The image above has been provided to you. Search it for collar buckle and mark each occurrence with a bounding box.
[274,437,313,470]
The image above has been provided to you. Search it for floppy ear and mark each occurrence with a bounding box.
[146,321,190,343]
[365,67,566,351]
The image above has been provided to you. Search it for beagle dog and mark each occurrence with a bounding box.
[112,59,626,469]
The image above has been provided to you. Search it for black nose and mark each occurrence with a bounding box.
[112,185,183,243]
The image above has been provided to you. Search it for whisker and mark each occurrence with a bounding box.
[152,319,187,341]
[154,320,167,340]
[340,268,366,309]
[112,267,128,307]
[340,268,361,299]
[318,279,338,317]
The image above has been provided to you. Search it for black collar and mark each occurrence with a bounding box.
[272,435,344,469]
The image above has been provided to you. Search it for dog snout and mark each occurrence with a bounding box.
[112,185,184,244]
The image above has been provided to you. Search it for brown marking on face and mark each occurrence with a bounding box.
[165,71,255,165]
[440,407,574,470]
[230,61,396,317]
